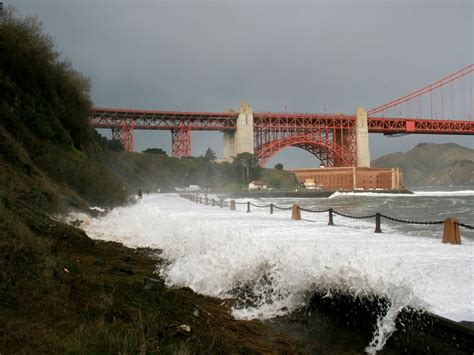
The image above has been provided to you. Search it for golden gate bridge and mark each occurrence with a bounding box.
[89,65,473,167]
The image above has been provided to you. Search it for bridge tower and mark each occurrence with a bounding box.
[355,106,370,167]
[223,103,254,161]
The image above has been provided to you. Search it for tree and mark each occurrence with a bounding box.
[234,153,256,184]
[274,163,284,170]
[143,148,167,156]
[107,139,124,152]
[204,147,217,161]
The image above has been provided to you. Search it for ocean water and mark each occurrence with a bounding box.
[74,191,474,353]
[268,188,474,241]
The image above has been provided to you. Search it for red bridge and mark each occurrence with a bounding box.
[89,65,473,167]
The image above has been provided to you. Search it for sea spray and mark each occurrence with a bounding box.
[365,302,405,354]
[72,194,474,351]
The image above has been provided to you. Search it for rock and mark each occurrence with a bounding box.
[143,277,164,291]
[193,309,200,318]
[177,324,192,334]
[118,265,133,275]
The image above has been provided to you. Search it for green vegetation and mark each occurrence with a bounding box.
[0,8,91,150]
[0,7,298,353]
[0,7,128,207]
[372,143,474,186]
[101,150,297,192]
[203,147,216,161]
[143,147,167,155]
[106,138,125,152]
[259,167,297,190]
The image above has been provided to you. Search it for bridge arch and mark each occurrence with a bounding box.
[255,136,353,167]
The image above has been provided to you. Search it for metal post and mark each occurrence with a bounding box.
[219,199,223,208]
[375,213,382,233]
[270,203,273,215]
[328,208,334,225]
[247,202,251,213]
[230,200,236,211]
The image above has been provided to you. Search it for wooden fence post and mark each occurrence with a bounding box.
[442,218,461,244]
[292,204,301,220]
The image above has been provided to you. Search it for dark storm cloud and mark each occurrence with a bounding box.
[11,0,473,166]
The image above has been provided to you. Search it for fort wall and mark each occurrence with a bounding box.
[289,167,403,191]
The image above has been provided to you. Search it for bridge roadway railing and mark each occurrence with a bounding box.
[178,194,472,245]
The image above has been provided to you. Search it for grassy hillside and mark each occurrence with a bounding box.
[0,8,129,208]
[372,143,474,186]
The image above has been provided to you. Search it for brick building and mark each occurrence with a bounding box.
[289,167,403,191]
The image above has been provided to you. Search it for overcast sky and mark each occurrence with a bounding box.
[11,0,473,167]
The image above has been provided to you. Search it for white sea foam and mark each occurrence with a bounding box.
[412,190,474,197]
[75,193,474,350]
[330,190,474,198]
[89,206,105,212]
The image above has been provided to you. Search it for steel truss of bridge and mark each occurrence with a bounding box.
[90,109,474,135]
[89,64,474,165]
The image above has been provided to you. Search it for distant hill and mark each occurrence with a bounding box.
[371,143,474,187]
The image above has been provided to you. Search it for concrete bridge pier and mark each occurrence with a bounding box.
[356,106,370,167]
[223,132,235,160]
[223,103,254,161]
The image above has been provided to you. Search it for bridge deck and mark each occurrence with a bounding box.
[90,107,474,135]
